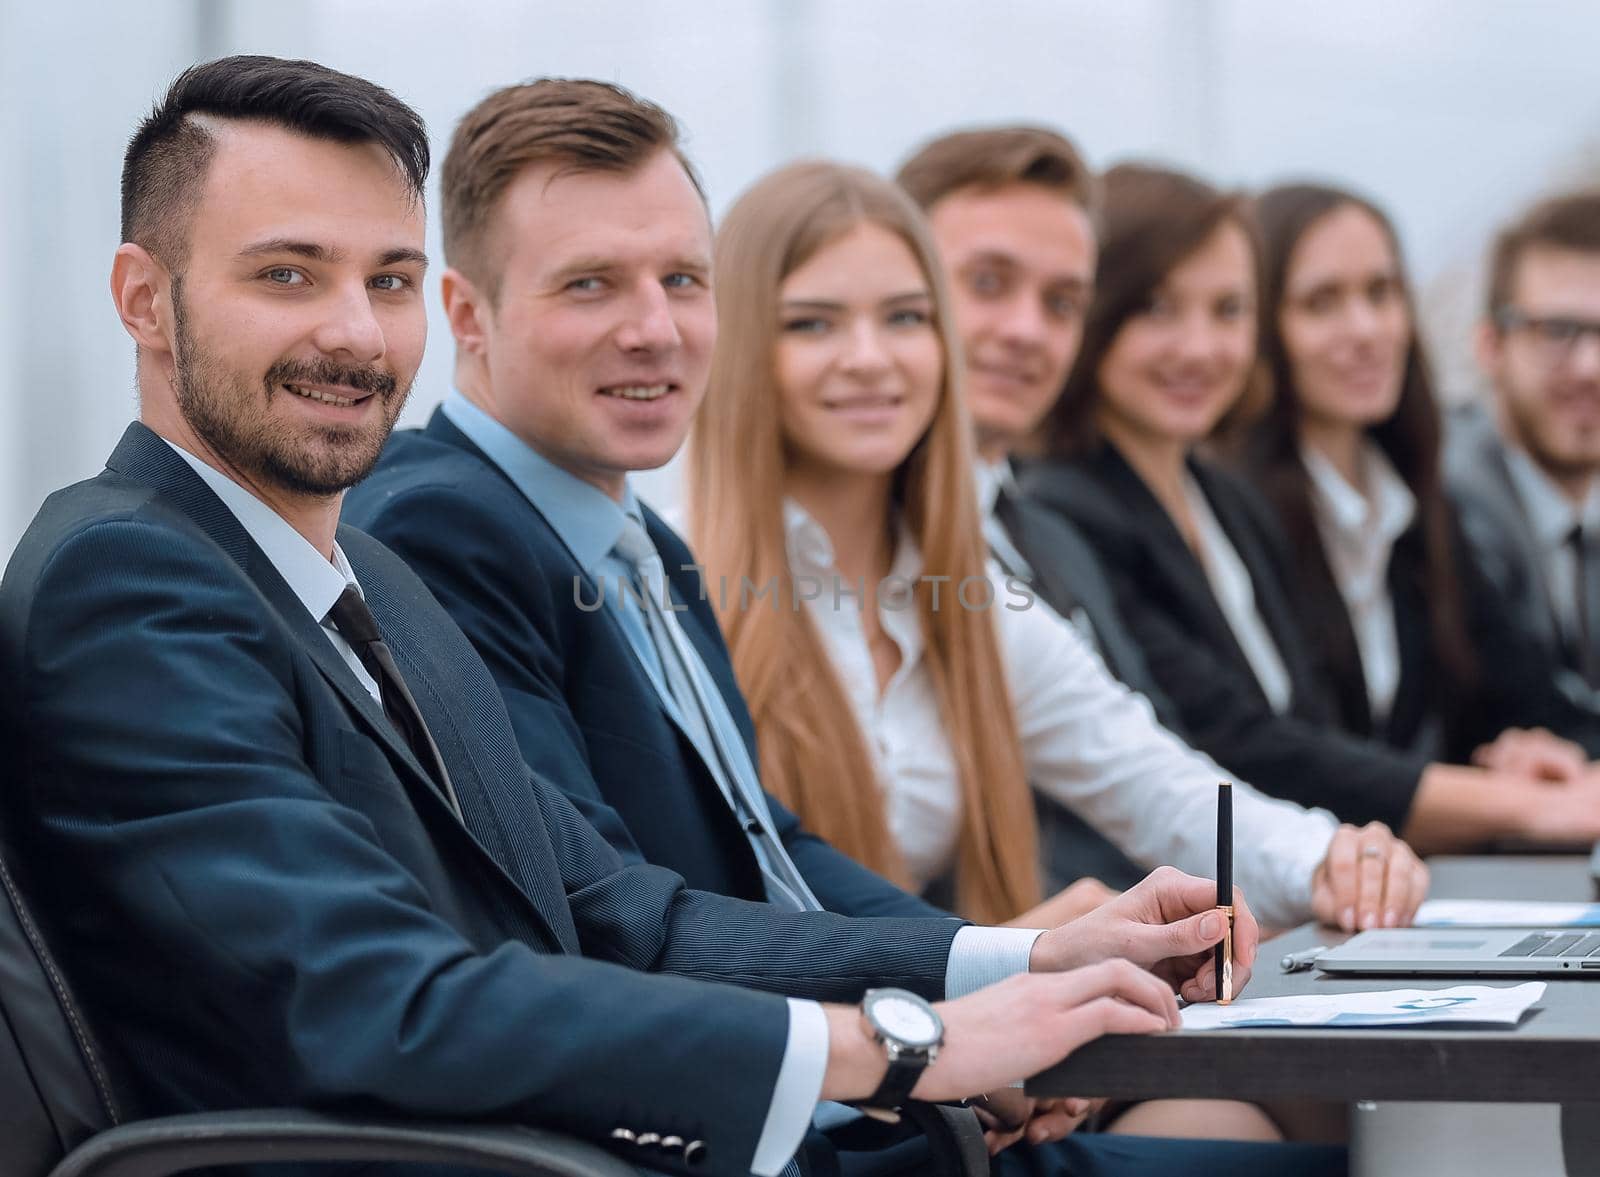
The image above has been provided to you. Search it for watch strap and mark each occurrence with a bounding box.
[865,1051,926,1110]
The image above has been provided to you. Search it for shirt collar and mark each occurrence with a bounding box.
[163,439,355,623]
[783,498,837,573]
[441,389,638,573]
[1502,442,1600,546]
[782,498,923,580]
[973,456,1018,523]
[1303,440,1416,542]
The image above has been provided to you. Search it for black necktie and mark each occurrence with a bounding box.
[326,585,462,817]
[1566,525,1600,686]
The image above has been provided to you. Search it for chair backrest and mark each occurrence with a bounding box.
[0,845,123,1176]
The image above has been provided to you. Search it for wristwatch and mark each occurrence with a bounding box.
[859,987,944,1112]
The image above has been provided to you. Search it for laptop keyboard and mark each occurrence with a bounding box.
[1498,932,1600,958]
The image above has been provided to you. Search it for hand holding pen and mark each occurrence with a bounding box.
[1029,865,1259,1004]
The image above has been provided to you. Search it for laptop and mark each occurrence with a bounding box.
[1317,928,1600,976]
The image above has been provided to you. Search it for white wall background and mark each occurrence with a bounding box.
[2,0,1598,557]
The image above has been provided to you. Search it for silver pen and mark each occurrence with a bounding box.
[1279,947,1327,973]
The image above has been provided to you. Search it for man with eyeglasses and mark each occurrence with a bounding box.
[1447,189,1600,707]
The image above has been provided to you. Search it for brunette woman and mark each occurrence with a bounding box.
[1228,182,1600,767]
[1021,164,1600,855]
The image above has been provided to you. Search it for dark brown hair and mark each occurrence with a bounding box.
[122,55,429,270]
[895,125,1096,216]
[1232,182,1476,696]
[1040,163,1258,455]
[441,78,702,298]
[1485,188,1600,317]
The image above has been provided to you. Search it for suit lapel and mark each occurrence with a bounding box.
[106,423,575,953]
[245,544,450,800]
[348,544,579,953]
[996,495,1081,615]
[1190,463,1325,715]
[1384,532,1431,744]
[1483,434,1566,642]
[1098,447,1257,674]
[429,412,749,774]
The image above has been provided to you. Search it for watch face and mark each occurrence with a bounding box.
[871,994,941,1047]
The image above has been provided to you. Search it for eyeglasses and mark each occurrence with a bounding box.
[1495,307,1600,366]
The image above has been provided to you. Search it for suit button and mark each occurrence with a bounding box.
[683,1139,708,1165]
[610,1128,636,1144]
[660,1135,685,1152]
[636,1132,661,1147]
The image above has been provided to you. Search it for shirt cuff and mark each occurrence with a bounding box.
[751,998,829,1177]
[945,925,1044,998]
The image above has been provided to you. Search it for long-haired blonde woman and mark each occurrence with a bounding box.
[687,160,1418,971]
[690,160,1045,923]
[687,159,1399,1146]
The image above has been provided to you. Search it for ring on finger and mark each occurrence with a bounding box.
[1361,844,1385,859]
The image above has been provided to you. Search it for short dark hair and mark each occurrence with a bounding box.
[121,55,429,268]
[442,78,702,300]
[895,125,1097,217]
[1486,189,1600,317]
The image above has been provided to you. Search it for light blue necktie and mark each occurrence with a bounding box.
[613,518,821,913]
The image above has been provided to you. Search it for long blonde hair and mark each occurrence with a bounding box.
[687,161,1040,923]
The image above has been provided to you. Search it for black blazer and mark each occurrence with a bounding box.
[1020,442,1429,831]
[994,488,1187,738]
[1242,478,1600,761]
[992,488,1176,888]
[344,409,943,919]
[0,423,959,1177]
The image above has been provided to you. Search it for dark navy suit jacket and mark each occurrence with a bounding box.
[1022,443,1429,832]
[344,409,944,920]
[0,423,960,1177]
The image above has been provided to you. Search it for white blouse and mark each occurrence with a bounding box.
[1304,443,1416,723]
[784,500,1336,929]
[1181,474,1295,714]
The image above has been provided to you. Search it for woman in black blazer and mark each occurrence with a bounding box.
[1020,163,1600,856]
[1226,182,1600,766]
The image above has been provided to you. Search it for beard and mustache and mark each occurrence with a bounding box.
[170,279,412,498]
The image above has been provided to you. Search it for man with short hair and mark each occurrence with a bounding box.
[2,56,1254,1177]
[893,127,1427,929]
[340,78,1382,1171]
[1447,190,1600,706]
[896,128,1177,888]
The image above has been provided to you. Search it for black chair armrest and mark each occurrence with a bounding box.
[48,1109,638,1177]
[899,1102,989,1177]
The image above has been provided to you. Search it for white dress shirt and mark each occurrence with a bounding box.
[1303,443,1417,724]
[1181,473,1295,715]
[1502,443,1600,644]
[786,500,1336,930]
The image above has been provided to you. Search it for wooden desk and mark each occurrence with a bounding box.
[1028,856,1600,1172]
